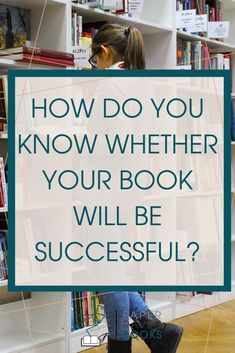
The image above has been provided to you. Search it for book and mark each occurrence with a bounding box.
[0,46,74,60]
[0,232,8,280]
[101,0,119,10]
[0,4,31,50]
[71,291,102,331]
[88,0,101,6]
[115,0,128,14]
[183,0,191,10]
[4,53,75,67]
[0,157,7,208]
[191,41,202,69]
[177,38,232,70]
[0,76,7,132]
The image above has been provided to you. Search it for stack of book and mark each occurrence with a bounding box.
[71,291,102,331]
[177,38,232,69]
[0,76,7,133]
[0,157,7,209]
[0,231,8,281]
[0,46,75,67]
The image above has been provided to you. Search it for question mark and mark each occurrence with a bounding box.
[187,242,200,261]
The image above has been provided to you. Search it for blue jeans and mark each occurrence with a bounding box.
[103,292,149,341]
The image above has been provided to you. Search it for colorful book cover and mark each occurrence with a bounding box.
[0,4,31,49]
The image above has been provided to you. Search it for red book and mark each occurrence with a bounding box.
[210,7,216,21]
[203,45,210,69]
[115,0,128,14]
[0,176,4,208]
[22,53,75,67]
[23,46,74,60]
[83,292,89,326]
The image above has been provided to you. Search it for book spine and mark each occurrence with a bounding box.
[210,7,216,21]
[215,0,219,21]
[74,12,78,46]
[0,240,4,279]
[115,0,127,14]
[77,16,83,46]
[183,0,191,10]
[83,292,89,326]
[0,180,4,208]
[22,54,75,67]
[23,47,74,60]
[71,292,75,332]
[0,158,7,207]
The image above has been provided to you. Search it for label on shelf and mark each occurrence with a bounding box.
[176,9,196,30]
[187,14,208,33]
[208,21,230,39]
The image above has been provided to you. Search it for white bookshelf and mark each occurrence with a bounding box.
[177,30,235,53]
[0,1,235,353]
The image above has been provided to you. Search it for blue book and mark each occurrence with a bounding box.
[183,0,191,10]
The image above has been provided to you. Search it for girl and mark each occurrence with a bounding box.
[90,24,183,353]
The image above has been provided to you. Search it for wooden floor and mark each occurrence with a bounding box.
[84,300,235,353]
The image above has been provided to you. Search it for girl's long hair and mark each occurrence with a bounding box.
[92,23,146,70]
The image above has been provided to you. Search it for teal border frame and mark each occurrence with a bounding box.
[8,69,231,292]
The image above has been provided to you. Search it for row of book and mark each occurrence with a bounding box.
[176,0,223,21]
[0,45,75,67]
[71,291,146,331]
[177,39,232,69]
[0,157,7,209]
[71,11,108,68]
[71,291,102,331]
[0,76,7,133]
[0,231,8,281]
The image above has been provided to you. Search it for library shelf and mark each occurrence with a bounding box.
[0,280,8,287]
[223,0,235,10]
[0,58,64,70]
[0,329,64,353]
[1,0,66,9]
[72,3,174,35]
[177,30,235,53]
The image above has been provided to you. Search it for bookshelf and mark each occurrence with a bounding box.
[0,0,235,352]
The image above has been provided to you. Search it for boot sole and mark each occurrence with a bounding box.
[169,326,183,353]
